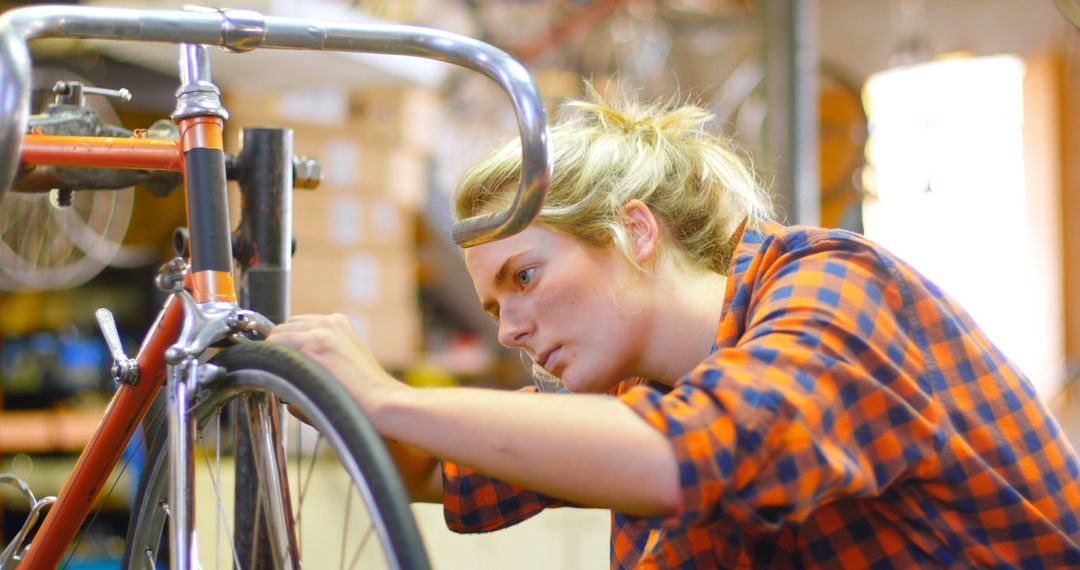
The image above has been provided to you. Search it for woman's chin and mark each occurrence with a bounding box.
[561,372,613,395]
[557,371,583,393]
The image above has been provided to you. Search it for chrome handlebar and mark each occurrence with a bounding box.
[0,5,551,247]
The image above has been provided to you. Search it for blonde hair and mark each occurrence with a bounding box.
[454,86,773,275]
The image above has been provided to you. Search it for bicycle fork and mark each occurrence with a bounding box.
[165,357,203,569]
[167,368,300,569]
[163,357,299,568]
[160,249,293,567]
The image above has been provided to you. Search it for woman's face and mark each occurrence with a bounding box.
[464,224,650,393]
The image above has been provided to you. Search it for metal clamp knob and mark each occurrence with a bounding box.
[95,308,139,385]
[52,80,132,107]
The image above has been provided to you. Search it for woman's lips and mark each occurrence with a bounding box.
[539,346,561,372]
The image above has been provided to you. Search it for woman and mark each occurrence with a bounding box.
[268,91,1080,568]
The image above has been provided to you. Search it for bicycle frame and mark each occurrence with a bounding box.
[22,288,184,568]
[0,5,553,568]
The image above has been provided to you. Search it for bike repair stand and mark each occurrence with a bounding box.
[231,125,319,566]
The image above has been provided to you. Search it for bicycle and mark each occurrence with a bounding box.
[0,5,551,568]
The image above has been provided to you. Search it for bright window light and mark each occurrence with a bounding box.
[863,55,1062,398]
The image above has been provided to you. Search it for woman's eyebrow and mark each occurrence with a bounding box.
[479,247,535,316]
[493,249,533,288]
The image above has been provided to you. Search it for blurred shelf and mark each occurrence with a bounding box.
[0,406,107,453]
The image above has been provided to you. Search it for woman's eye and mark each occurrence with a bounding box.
[515,267,536,286]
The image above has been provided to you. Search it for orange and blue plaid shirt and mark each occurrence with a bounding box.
[442,220,1080,568]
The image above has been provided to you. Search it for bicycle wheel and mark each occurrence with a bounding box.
[121,342,430,569]
[0,67,152,292]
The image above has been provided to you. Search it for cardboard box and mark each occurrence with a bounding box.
[348,88,442,151]
[290,248,417,312]
[290,131,429,210]
[292,191,413,250]
[226,86,442,152]
[343,306,422,370]
[287,250,421,369]
[223,92,429,210]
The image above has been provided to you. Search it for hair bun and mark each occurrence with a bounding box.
[564,82,715,145]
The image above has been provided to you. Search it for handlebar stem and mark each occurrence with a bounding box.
[174,43,227,121]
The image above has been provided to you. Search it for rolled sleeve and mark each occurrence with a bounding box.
[442,385,571,533]
[442,460,569,533]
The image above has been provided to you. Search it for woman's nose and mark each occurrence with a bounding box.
[496,305,532,348]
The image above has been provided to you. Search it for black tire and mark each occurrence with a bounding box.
[121,342,430,569]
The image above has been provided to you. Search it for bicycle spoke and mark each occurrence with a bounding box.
[240,400,297,568]
[346,503,377,570]
[295,416,303,559]
[198,432,242,570]
[126,343,429,568]
[53,202,75,264]
[295,435,321,527]
[32,198,49,270]
[340,484,352,569]
[214,414,222,569]
[250,474,265,569]
[0,197,11,234]
[87,192,120,261]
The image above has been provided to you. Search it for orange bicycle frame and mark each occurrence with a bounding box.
[18,123,237,568]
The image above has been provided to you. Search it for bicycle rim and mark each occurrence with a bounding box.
[122,342,429,570]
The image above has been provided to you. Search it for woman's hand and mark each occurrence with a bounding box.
[266,313,410,420]
[268,314,442,500]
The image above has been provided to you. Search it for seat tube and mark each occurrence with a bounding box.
[174,43,236,305]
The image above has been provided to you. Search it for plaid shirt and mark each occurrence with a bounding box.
[442,220,1080,568]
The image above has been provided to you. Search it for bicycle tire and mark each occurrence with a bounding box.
[121,341,430,569]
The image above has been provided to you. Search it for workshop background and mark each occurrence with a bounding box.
[0,0,1077,568]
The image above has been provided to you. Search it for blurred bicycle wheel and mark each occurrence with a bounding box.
[0,66,154,292]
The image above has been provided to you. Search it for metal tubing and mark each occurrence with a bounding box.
[762,0,819,226]
[178,112,235,285]
[167,361,197,570]
[265,401,299,565]
[235,127,292,324]
[174,43,228,121]
[232,128,295,564]
[179,42,212,86]
[21,134,183,171]
[243,396,299,567]
[0,5,550,247]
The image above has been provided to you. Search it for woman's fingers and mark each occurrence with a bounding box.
[263,329,307,348]
[269,315,330,334]
[270,314,354,338]
[268,314,341,340]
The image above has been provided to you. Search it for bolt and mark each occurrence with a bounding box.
[49,188,74,208]
[165,347,185,364]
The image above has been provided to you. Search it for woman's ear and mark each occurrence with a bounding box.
[624,199,660,264]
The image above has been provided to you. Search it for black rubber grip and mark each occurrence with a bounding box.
[184,147,233,273]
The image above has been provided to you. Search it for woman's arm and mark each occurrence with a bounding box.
[375,387,680,517]
[267,314,680,517]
